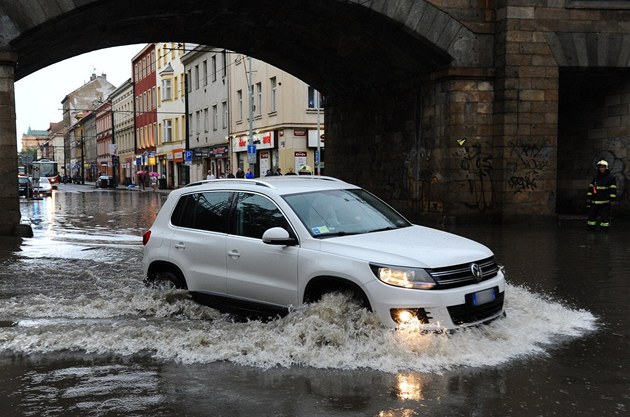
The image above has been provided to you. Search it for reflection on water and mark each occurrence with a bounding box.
[0,186,627,416]
[394,373,425,401]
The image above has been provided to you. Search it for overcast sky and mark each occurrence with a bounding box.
[15,44,144,150]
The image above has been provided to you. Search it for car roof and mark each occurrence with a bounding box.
[182,176,360,196]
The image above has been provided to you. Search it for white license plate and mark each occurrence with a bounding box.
[471,288,496,306]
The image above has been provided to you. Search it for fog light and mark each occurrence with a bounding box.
[398,310,414,323]
[390,308,429,324]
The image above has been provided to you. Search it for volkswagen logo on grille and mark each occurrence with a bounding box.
[470,263,484,282]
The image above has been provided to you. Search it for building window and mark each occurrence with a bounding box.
[196,111,201,135]
[162,79,172,101]
[308,86,322,108]
[163,119,172,142]
[194,65,199,90]
[212,55,217,82]
[187,70,192,93]
[237,90,243,121]
[222,101,228,129]
[222,50,227,78]
[204,108,209,132]
[203,60,208,86]
[212,105,218,131]
[270,77,277,112]
[256,82,262,115]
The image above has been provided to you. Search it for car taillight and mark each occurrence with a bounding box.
[142,230,151,245]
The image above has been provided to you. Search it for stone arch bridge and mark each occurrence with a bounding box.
[1,0,629,235]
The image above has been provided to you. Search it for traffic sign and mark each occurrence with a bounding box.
[247,145,256,164]
[184,150,193,163]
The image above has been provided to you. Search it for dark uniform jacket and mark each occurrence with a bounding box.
[587,171,617,204]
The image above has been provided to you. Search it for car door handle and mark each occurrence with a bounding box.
[227,250,240,258]
[174,242,186,249]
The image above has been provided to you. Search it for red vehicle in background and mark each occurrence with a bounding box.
[32,159,60,185]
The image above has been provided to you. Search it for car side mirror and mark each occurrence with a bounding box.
[262,227,296,246]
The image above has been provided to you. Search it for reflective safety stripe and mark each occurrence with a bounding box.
[593,200,610,204]
[600,222,610,227]
[587,221,597,226]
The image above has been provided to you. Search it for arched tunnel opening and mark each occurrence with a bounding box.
[557,68,630,215]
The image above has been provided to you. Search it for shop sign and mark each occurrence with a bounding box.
[172,149,184,163]
[233,132,275,151]
[212,146,228,157]
[294,151,307,170]
[308,129,325,148]
[294,129,306,136]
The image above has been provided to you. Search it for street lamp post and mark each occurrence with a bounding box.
[80,136,85,185]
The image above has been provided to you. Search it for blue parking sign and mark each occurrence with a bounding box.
[184,150,193,163]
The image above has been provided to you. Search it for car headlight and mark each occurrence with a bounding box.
[370,264,436,290]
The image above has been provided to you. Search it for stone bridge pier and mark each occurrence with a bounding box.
[327,68,561,224]
[0,0,628,235]
[0,52,25,236]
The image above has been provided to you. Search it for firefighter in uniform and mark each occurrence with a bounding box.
[586,160,617,230]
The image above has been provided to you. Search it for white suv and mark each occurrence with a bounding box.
[142,176,505,330]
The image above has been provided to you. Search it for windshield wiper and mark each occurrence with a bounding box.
[367,226,398,233]
[314,231,360,238]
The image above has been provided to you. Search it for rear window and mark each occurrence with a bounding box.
[171,192,232,233]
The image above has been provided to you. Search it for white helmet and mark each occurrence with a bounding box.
[597,160,609,168]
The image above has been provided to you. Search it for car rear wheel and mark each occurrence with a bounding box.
[147,271,187,290]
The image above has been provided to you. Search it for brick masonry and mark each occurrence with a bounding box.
[0,0,628,231]
[0,51,20,236]
[327,0,630,223]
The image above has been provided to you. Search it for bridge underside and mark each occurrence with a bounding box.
[0,0,629,235]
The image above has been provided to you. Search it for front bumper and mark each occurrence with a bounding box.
[364,271,506,330]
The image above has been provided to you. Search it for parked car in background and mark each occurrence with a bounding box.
[32,176,53,196]
[96,175,114,188]
[142,176,506,331]
[18,175,33,198]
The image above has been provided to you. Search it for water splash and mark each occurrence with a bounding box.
[0,284,596,373]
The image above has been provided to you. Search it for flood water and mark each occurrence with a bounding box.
[0,184,627,416]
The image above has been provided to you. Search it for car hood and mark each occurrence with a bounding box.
[315,225,493,268]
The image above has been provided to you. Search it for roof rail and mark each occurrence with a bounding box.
[184,176,345,189]
[184,179,273,188]
[263,175,345,182]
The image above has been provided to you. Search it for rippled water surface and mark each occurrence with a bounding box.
[0,185,627,416]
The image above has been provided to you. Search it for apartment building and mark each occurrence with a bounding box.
[229,55,324,177]
[132,44,157,182]
[181,45,230,182]
[154,42,189,188]
[110,79,134,184]
[61,73,115,178]
[95,100,113,178]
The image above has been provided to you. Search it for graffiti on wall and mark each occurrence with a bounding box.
[457,141,493,211]
[506,141,552,194]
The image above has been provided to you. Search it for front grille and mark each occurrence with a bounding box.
[447,290,505,325]
[430,257,499,289]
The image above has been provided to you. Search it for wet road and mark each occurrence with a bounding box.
[0,183,627,417]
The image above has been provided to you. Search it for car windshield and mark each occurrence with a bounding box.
[284,189,411,238]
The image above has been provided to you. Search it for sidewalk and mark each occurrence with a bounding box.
[81,181,172,194]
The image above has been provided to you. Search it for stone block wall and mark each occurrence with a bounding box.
[0,52,20,236]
